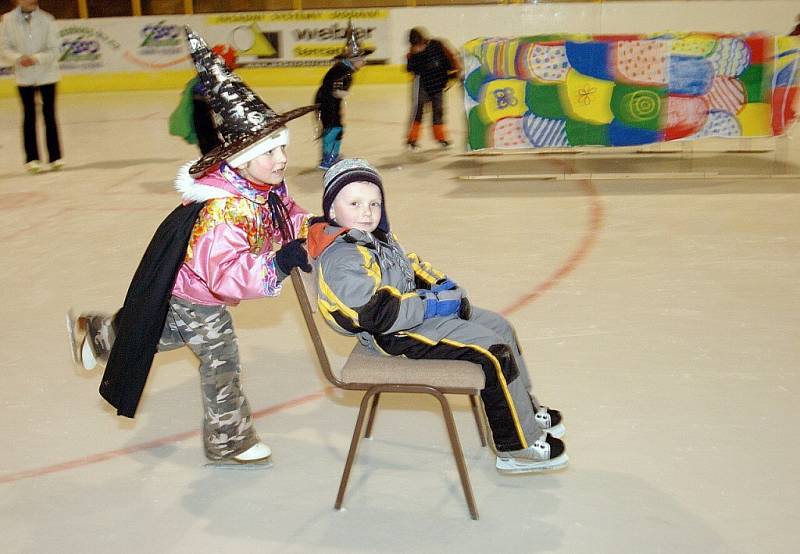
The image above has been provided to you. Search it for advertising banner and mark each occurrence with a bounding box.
[0,9,390,78]
[206,10,389,68]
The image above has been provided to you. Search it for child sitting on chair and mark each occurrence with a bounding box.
[306,158,568,474]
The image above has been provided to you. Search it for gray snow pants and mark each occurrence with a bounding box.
[375,306,545,452]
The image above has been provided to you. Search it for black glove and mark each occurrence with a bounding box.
[275,239,311,274]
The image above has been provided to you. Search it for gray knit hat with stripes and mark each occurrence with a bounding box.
[322,158,389,233]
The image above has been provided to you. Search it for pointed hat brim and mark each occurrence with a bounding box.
[189,104,318,177]
[333,47,375,60]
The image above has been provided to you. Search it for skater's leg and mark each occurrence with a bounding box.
[69,300,186,371]
[469,306,564,436]
[407,77,426,147]
[431,90,449,146]
[320,126,342,169]
[39,83,61,164]
[377,318,567,473]
[17,85,39,165]
[158,300,190,352]
[167,297,260,460]
[330,127,343,160]
[469,306,530,389]
[377,318,543,452]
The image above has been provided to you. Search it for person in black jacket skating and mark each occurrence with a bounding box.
[405,27,462,151]
[314,21,372,170]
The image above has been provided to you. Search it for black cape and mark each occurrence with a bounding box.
[99,202,205,418]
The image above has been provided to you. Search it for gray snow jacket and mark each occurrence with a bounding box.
[308,223,457,352]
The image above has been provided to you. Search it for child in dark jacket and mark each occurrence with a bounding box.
[306,158,568,474]
[314,21,372,170]
[405,27,462,150]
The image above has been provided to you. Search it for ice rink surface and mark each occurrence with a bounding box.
[1,83,799,552]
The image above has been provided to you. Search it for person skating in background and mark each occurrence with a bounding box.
[306,158,568,474]
[405,27,462,151]
[169,43,237,155]
[67,28,316,467]
[0,0,64,173]
[314,20,373,170]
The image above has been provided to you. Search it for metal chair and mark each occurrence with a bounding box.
[290,269,487,519]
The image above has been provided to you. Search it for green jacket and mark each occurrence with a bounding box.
[168,76,200,145]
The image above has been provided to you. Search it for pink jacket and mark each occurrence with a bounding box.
[171,162,309,306]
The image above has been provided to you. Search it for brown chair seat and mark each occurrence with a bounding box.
[342,343,485,389]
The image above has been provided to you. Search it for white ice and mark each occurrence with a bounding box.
[1,84,799,552]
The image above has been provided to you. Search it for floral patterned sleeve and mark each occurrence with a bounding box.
[276,184,312,240]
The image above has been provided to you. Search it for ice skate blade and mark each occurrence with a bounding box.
[65,310,82,366]
[66,310,97,371]
[495,453,569,474]
[204,457,273,470]
[81,337,97,370]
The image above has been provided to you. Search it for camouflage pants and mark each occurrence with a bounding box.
[158,295,260,460]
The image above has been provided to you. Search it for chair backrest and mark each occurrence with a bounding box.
[290,267,346,388]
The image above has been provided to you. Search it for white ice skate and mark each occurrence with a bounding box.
[66,310,114,371]
[496,434,569,474]
[204,442,273,469]
[25,160,43,174]
[535,406,566,438]
[66,309,95,371]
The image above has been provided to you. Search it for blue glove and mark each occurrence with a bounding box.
[431,278,472,319]
[420,288,462,319]
[431,278,458,293]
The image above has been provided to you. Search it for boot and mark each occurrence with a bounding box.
[496,434,568,474]
[205,442,273,469]
[433,124,451,148]
[66,310,115,370]
[319,151,338,170]
[407,120,422,146]
[534,406,566,438]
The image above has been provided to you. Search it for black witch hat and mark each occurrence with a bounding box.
[185,26,317,177]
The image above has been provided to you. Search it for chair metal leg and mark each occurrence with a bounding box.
[469,394,487,447]
[431,388,479,520]
[335,389,375,510]
[364,392,381,438]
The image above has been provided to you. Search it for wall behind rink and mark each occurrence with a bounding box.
[0,0,798,97]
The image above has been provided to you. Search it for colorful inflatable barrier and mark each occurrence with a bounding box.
[463,33,800,150]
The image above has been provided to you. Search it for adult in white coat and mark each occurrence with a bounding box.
[0,0,63,173]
